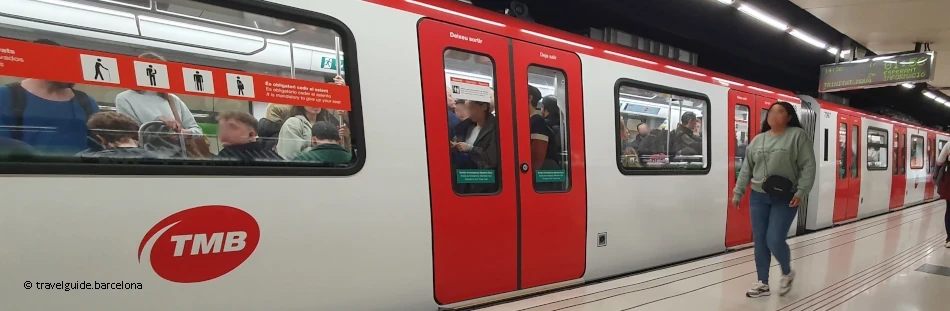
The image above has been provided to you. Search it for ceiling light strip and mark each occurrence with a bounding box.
[406,0,506,27]
[738,4,788,31]
[604,50,658,64]
[521,29,593,49]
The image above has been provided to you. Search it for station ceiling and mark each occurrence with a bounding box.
[470,0,950,127]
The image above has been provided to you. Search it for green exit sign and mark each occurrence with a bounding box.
[320,57,345,71]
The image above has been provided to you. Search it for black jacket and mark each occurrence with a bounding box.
[217,141,282,162]
[451,117,500,194]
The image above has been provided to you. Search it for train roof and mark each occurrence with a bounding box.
[371,0,950,136]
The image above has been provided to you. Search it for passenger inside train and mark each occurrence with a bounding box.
[616,84,707,170]
[0,0,356,167]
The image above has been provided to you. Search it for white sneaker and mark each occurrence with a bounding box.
[779,270,795,296]
[945,240,950,248]
[746,281,770,298]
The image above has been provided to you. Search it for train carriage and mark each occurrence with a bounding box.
[0,0,945,310]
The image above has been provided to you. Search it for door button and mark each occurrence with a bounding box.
[521,163,529,172]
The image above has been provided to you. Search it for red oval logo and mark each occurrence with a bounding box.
[138,205,260,283]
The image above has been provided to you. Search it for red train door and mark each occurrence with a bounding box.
[418,19,518,304]
[845,116,862,219]
[418,19,588,304]
[890,126,907,209]
[726,90,755,247]
[833,115,852,222]
[924,132,936,200]
[512,40,587,289]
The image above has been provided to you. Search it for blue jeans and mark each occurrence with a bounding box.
[750,191,798,283]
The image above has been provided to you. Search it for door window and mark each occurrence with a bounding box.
[839,122,847,179]
[911,135,924,169]
[444,49,501,195]
[735,105,750,180]
[526,66,570,192]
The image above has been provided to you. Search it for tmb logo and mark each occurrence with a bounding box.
[138,205,260,283]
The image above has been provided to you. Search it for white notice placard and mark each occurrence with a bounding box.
[449,77,492,103]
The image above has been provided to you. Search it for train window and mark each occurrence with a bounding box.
[893,132,900,176]
[444,49,501,195]
[615,80,709,174]
[901,133,907,175]
[839,123,847,179]
[823,129,829,162]
[0,0,361,175]
[734,105,750,180]
[866,127,887,170]
[939,140,948,153]
[910,135,924,169]
[851,125,859,178]
[527,65,570,192]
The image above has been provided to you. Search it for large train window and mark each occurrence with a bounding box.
[851,125,859,178]
[615,80,709,173]
[444,49,501,195]
[527,65,570,192]
[0,0,362,175]
[866,127,887,170]
[839,123,847,179]
[911,135,924,169]
[734,105,750,180]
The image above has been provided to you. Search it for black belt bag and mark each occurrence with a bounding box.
[763,175,795,200]
[761,134,795,200]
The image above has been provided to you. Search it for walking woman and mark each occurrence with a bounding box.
[732,101,816,298]
[933,141,950,248]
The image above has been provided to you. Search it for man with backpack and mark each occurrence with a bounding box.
[0,39,98,156]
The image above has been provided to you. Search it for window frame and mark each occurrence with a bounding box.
[910,134,925,169]
[866,127,888,171]
[0,0,367,176]
[839,122,847,180]
[442,47,503,196]
[613,78,711,175]
[527,63,572,194]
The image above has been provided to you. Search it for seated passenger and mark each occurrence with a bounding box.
[76,112,157,158]
[215,111,280,162]
[276,106,342,159]
[0,39,99,155]
[259,71,343,152]
[451,100,499,193]
[292,121,352,165]
[671,111,702,157]
[0,137,35,160]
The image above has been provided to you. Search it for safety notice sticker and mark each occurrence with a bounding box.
[0,37,352,111]
[449,77,492,103]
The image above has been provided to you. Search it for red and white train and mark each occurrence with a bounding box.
[0,0,945,310]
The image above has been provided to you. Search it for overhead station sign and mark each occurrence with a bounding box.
[818,52,936,93]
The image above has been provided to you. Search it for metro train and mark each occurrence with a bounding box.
[0,0,945,310]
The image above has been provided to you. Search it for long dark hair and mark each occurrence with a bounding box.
[760,101,803,133]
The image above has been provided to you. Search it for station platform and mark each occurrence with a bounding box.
[476,201,950,311]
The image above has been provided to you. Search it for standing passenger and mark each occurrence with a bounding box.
[0,39,99,155]
[732,101,816,298]
[451,100,499,194]
[934,142,950,248]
